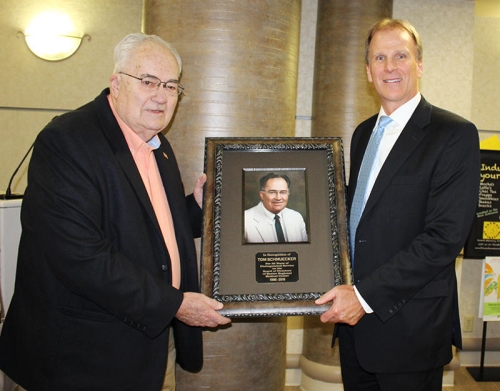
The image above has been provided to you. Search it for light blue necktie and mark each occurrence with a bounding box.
[349,116,392,262]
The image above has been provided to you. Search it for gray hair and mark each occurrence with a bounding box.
[113,33,182,76]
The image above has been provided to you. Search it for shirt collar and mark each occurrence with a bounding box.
[379,92,421,128]
[260,202,283,221]
[147,136,161,149]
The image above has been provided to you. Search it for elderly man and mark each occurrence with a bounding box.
[0,33,230,391]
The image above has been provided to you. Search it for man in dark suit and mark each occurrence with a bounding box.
[316,19,480,390]
[0,33,230,391]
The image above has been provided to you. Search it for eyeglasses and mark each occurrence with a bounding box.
[119,72,184,96]
[261,190,289,196]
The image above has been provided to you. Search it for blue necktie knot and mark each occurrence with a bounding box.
[377,115,393,131]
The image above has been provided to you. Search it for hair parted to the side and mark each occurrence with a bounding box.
[259,173,291,190]
[365,18,423,65]
[113,33,182,76]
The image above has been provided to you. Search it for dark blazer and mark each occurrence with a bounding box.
[347,96,479,373]
[0,89,203,391]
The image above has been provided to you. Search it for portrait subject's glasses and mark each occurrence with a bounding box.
[119,72,184,96]
[262,190,289,196]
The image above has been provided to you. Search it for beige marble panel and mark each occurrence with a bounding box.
[295,0,318,120]
[393,0,475,120]
[472,16,500,131]
[0,110,65,195]
[0,0,143,192]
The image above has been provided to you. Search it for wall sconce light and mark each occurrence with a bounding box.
[19,11,90,61]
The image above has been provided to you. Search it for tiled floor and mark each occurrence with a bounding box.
[8,366,500,390]
[284,367,500,391]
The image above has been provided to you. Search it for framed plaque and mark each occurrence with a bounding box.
[201,137,351,317]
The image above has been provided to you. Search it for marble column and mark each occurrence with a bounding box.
[143,1,301,389]
[143,0,301,187]
[176,318,286,390]
[311,0,392,177]
[303,1,392,390]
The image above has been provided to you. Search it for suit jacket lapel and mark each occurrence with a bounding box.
[349,116,377,206]
[94,89,161,234]
[362,97,432,218]
[154,137,182,211]
[154,133,188,240]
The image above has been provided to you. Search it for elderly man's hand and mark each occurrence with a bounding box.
[193,173,207,208]
[175,292,231,328]
[315,285,365,325]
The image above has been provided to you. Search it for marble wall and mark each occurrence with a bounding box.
[0,0,143,195]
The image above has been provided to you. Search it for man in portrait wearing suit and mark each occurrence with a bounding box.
[0,33,230,391]
[244,172,308,243]
[316,19,480,390]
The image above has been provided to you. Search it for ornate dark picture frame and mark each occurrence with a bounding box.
[201,137,351,317]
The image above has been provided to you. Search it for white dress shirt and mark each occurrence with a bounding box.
[354,93,422,313]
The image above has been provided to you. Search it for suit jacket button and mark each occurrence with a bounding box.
[161,264,168,271]
[388,308,394,314]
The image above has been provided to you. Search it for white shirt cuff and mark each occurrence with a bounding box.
[354,285,374,314]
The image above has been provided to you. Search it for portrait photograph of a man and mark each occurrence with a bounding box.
[243,170,309,244]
